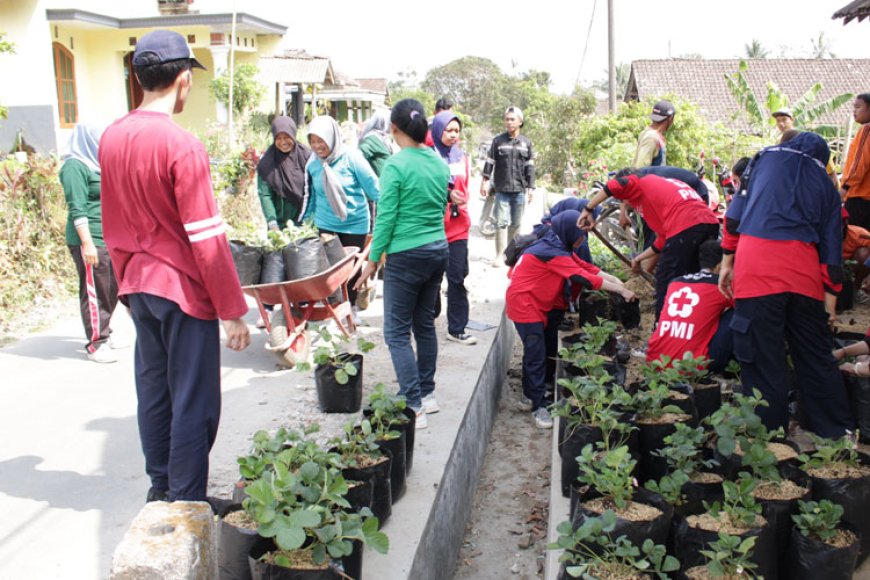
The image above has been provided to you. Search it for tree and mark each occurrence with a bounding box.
[810,32,836,59]
[724,60,853,137]
[0,33,15,120]
[209,63,265,118]
[743,39,769,59]
[421,56,507,126]
[592,63,631,101]
[568,96,765,192]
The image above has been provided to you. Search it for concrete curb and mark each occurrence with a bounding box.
[545,415,570,579]
[408,309,515,580]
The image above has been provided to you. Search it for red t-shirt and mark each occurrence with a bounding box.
[733,235,824,301]
[100,110,248,321]
[506,253,603,324]
[647,271,733,364]
[607,174,719,251]
[444,155,471,243]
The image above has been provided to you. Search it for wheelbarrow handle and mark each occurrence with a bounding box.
[589,226,656,288]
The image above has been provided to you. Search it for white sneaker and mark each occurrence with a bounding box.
[517,396,534,412]
[532,407,554,429]
[447,333,478,345]
[415,409,428,429]
[421,394,440,414]
[88,343,118,363]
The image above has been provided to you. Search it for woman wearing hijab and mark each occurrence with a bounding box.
[60,123,120,363]
[431,110,475,345]
[302,115,380,307]
[353,99,450,429]
[719,131,852,439]
[358,109,394,176]
[257,116,311,231]
[506,210,635,429]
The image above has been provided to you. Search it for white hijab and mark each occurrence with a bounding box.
[307,116,348,221]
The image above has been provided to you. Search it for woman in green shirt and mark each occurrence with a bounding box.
[355,99,450,429]
[358,110,394,177]
[256,116,312,231]
[60,123,119,363]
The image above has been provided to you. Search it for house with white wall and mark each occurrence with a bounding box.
[0,0,287,153]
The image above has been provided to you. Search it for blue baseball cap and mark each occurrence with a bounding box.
[133,29,206,70]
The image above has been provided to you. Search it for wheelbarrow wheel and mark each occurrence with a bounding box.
[283,331,309,367]
[269,309,310,368]
[269,309,290,349]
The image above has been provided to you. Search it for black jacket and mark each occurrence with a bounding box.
[482,132,535,192]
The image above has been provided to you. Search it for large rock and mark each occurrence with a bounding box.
[110,501,216,580]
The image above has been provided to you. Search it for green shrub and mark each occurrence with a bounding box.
[0,155,76,341]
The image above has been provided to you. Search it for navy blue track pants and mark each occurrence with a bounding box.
[129,293,221,501]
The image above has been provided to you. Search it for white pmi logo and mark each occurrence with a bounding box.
[667,287,700,318]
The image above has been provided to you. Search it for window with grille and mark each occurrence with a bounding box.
[53,42,77,127]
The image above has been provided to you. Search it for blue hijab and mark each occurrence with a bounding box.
[737,132,841,265]
[545,197,601,222]
[431,111,464,164]
[526,210,584,261]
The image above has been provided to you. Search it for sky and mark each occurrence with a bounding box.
[204,0,868,94]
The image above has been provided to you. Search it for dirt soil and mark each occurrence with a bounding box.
[453,345,552,580]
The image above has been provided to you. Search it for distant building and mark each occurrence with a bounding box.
[624,58,870,131]
[259,50,390,127]
[0,0,287,154]
[833,0,870,24]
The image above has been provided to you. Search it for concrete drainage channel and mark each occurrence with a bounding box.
[109,311,516,580]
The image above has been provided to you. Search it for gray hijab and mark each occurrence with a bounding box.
[359,109,391,146]
[64,123,104,174]
[307,115,348,221]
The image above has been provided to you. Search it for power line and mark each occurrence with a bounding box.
[574,0,598,89]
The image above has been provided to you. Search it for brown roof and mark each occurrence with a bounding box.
[624,58,870,129]
[833,0,870,23]
[257,52,334,84]
[356,78,389,93]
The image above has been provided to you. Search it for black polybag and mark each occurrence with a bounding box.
[283,237,330,281]
[786,525,860,580]
[230,241,263,286]
[260,250,286,284]
[218,506,259,580]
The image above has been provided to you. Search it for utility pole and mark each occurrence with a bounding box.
[228,0,237,149]
[608,0,616,113]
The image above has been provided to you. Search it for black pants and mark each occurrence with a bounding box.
[845,197,870,231]
[69,245,119,353]
[446,239,470,336]
[655,223,719,320]
[707,309,735,374]
[732,293,852,438]
[320,230,367,305]
[129,293,221,501]
[514,309,564,411]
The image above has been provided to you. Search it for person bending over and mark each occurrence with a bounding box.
[506,210,636,430]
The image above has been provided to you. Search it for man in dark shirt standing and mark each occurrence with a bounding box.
[480,106,535,265]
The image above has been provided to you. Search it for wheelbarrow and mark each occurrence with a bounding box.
[242,245,367,367]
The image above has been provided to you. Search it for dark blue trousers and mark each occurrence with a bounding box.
[447,239,470,336]
[128,293,221,501]
[514,309,564,411]
[655,223,719,321]
[707,309,735,374]
[732,293,852,438]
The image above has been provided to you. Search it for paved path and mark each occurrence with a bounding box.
[0,182,547,578]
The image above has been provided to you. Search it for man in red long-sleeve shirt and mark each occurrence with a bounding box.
[578,171,720,321]
[100,30,250,502]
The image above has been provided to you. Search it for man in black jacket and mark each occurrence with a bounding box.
[480,106,535,264]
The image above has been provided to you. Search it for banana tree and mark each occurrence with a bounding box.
[724,60,853,138]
